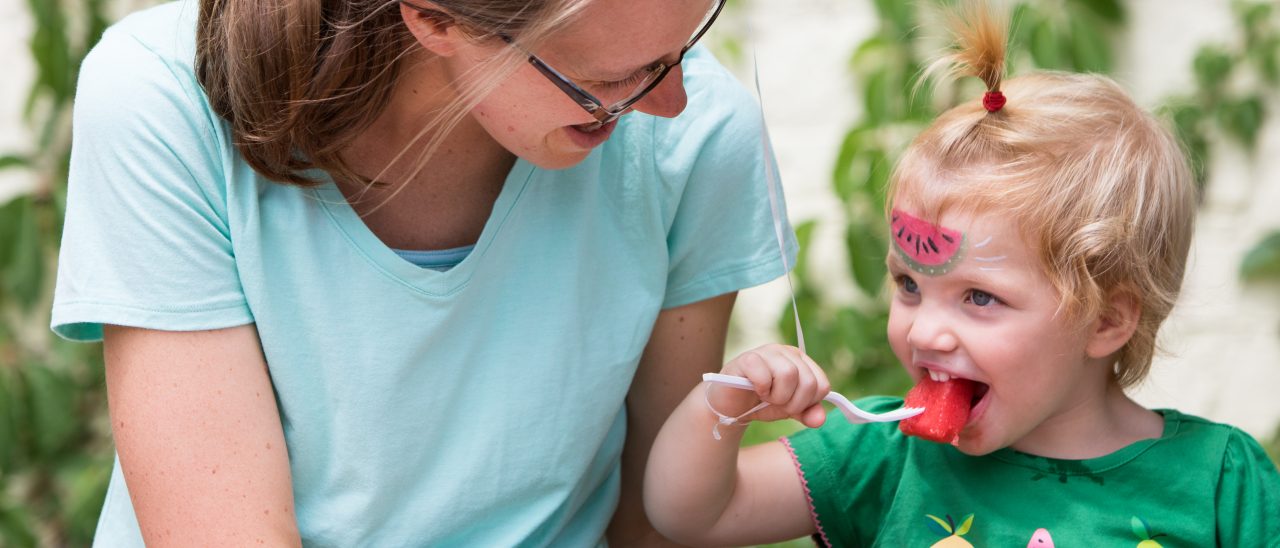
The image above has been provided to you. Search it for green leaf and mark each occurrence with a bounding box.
[956,513,974,535]
[1160,100,1210,189]
[0,502,37,548]
[791,220,817,283]
[1073,0,1125,24]
[1009,4,1038,57]
[851,35,891,75]
[1069,14,1111,72]
[0,155,29,171]
[0,197,45,310]
[26,0,73,107]
[1192,47,1235,93]
[23,364,80,458]
[845,222,888,296]
[833,128,868,204]
[1217,96,1266,149]
[1029,19,1062,69]
[872,0,915,38]
[925,514,953,535]
[863,69,893,125]
[57,455,113,544]
[1131,516,1150,540]
[0,370,17,471]
[1250,39,1280,84]
[1241,232,1280,282]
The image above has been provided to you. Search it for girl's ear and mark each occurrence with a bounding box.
[399,2,462,57]
[1086,289,1141,359]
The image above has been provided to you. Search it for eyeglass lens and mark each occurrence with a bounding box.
[599,0,723,111]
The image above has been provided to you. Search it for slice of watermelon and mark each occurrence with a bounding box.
[891,209,965,275]
[899,375,977,444]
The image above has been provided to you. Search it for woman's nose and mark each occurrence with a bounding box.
[630,65,687,119]
[906,307,959,354]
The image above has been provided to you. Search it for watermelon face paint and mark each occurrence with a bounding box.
[891,209,966,276]
[899,375,978,444]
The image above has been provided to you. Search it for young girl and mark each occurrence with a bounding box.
[644,2,1280,546]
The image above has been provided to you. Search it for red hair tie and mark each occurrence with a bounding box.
[983,90,1006,112]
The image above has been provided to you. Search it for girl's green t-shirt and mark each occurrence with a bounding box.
[786,396,1280,547]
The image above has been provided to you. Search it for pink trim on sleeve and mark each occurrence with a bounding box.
[779,436,832,547]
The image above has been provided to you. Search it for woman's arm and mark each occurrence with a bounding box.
[103,324,301,547]
[607,293,737,546]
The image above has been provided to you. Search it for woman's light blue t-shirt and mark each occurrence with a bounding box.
[52,1,797,545]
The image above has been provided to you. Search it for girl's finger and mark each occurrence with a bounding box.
[736,351,774,399]
[801,353,831,399]
[800,402,827,429]
[778,347,818,416]
[759,346,799,405]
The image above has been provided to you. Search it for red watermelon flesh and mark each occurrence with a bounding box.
[899,375,977,444]
[890,209,965,275]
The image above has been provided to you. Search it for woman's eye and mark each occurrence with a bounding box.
[896,275,919,295]
[967,290,998,307]
[597,71,646,91]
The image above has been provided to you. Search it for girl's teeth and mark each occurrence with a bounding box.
[938,372,951,382]
[928,370,939,381]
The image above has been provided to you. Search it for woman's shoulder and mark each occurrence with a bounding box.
[92,0,199,68]
[80,0,209,123]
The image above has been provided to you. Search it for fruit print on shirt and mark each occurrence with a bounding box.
[924,513,974,547]
[1131,516,1167,547]
[1026,527,1054,547]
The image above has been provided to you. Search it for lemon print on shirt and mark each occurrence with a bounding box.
[1131,516,1167,547]
[924,514,974,547]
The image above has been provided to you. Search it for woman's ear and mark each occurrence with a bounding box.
[399,2,462,57]
[1086,289,1141,359]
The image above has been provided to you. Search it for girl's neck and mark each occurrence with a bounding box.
[1010,378,1164,460]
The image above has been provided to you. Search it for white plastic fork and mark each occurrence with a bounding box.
[702,373,925,424]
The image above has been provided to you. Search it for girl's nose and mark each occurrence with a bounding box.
[630,65,687,119]
[906,308,959,354]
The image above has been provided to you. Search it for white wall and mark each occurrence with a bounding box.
[2,0,1277,438]
[0,0,35,203]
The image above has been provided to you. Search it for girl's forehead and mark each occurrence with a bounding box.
[888,206,1029,276]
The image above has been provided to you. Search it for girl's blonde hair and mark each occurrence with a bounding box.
[196,0,589,187]
[888,0,1197,388]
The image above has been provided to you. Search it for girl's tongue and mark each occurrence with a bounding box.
[899,375,980,444]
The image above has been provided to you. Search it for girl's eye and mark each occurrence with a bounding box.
[967,289,999,307]
[896,275,919,295]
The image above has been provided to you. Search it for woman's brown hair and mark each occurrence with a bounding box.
[196,0,587,187]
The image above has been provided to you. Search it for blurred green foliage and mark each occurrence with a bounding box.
[1163,1,1279,189]
[1,0,115,545]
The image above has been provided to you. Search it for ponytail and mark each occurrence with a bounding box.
[917,0,1009,105]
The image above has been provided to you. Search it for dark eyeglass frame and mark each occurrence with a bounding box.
[501,0,728,127]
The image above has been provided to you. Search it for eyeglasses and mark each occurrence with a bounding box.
[502,0,727,128]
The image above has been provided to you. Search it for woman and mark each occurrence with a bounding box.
[52,0,795,544]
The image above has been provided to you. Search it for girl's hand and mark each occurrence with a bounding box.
[710,344,830,428]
